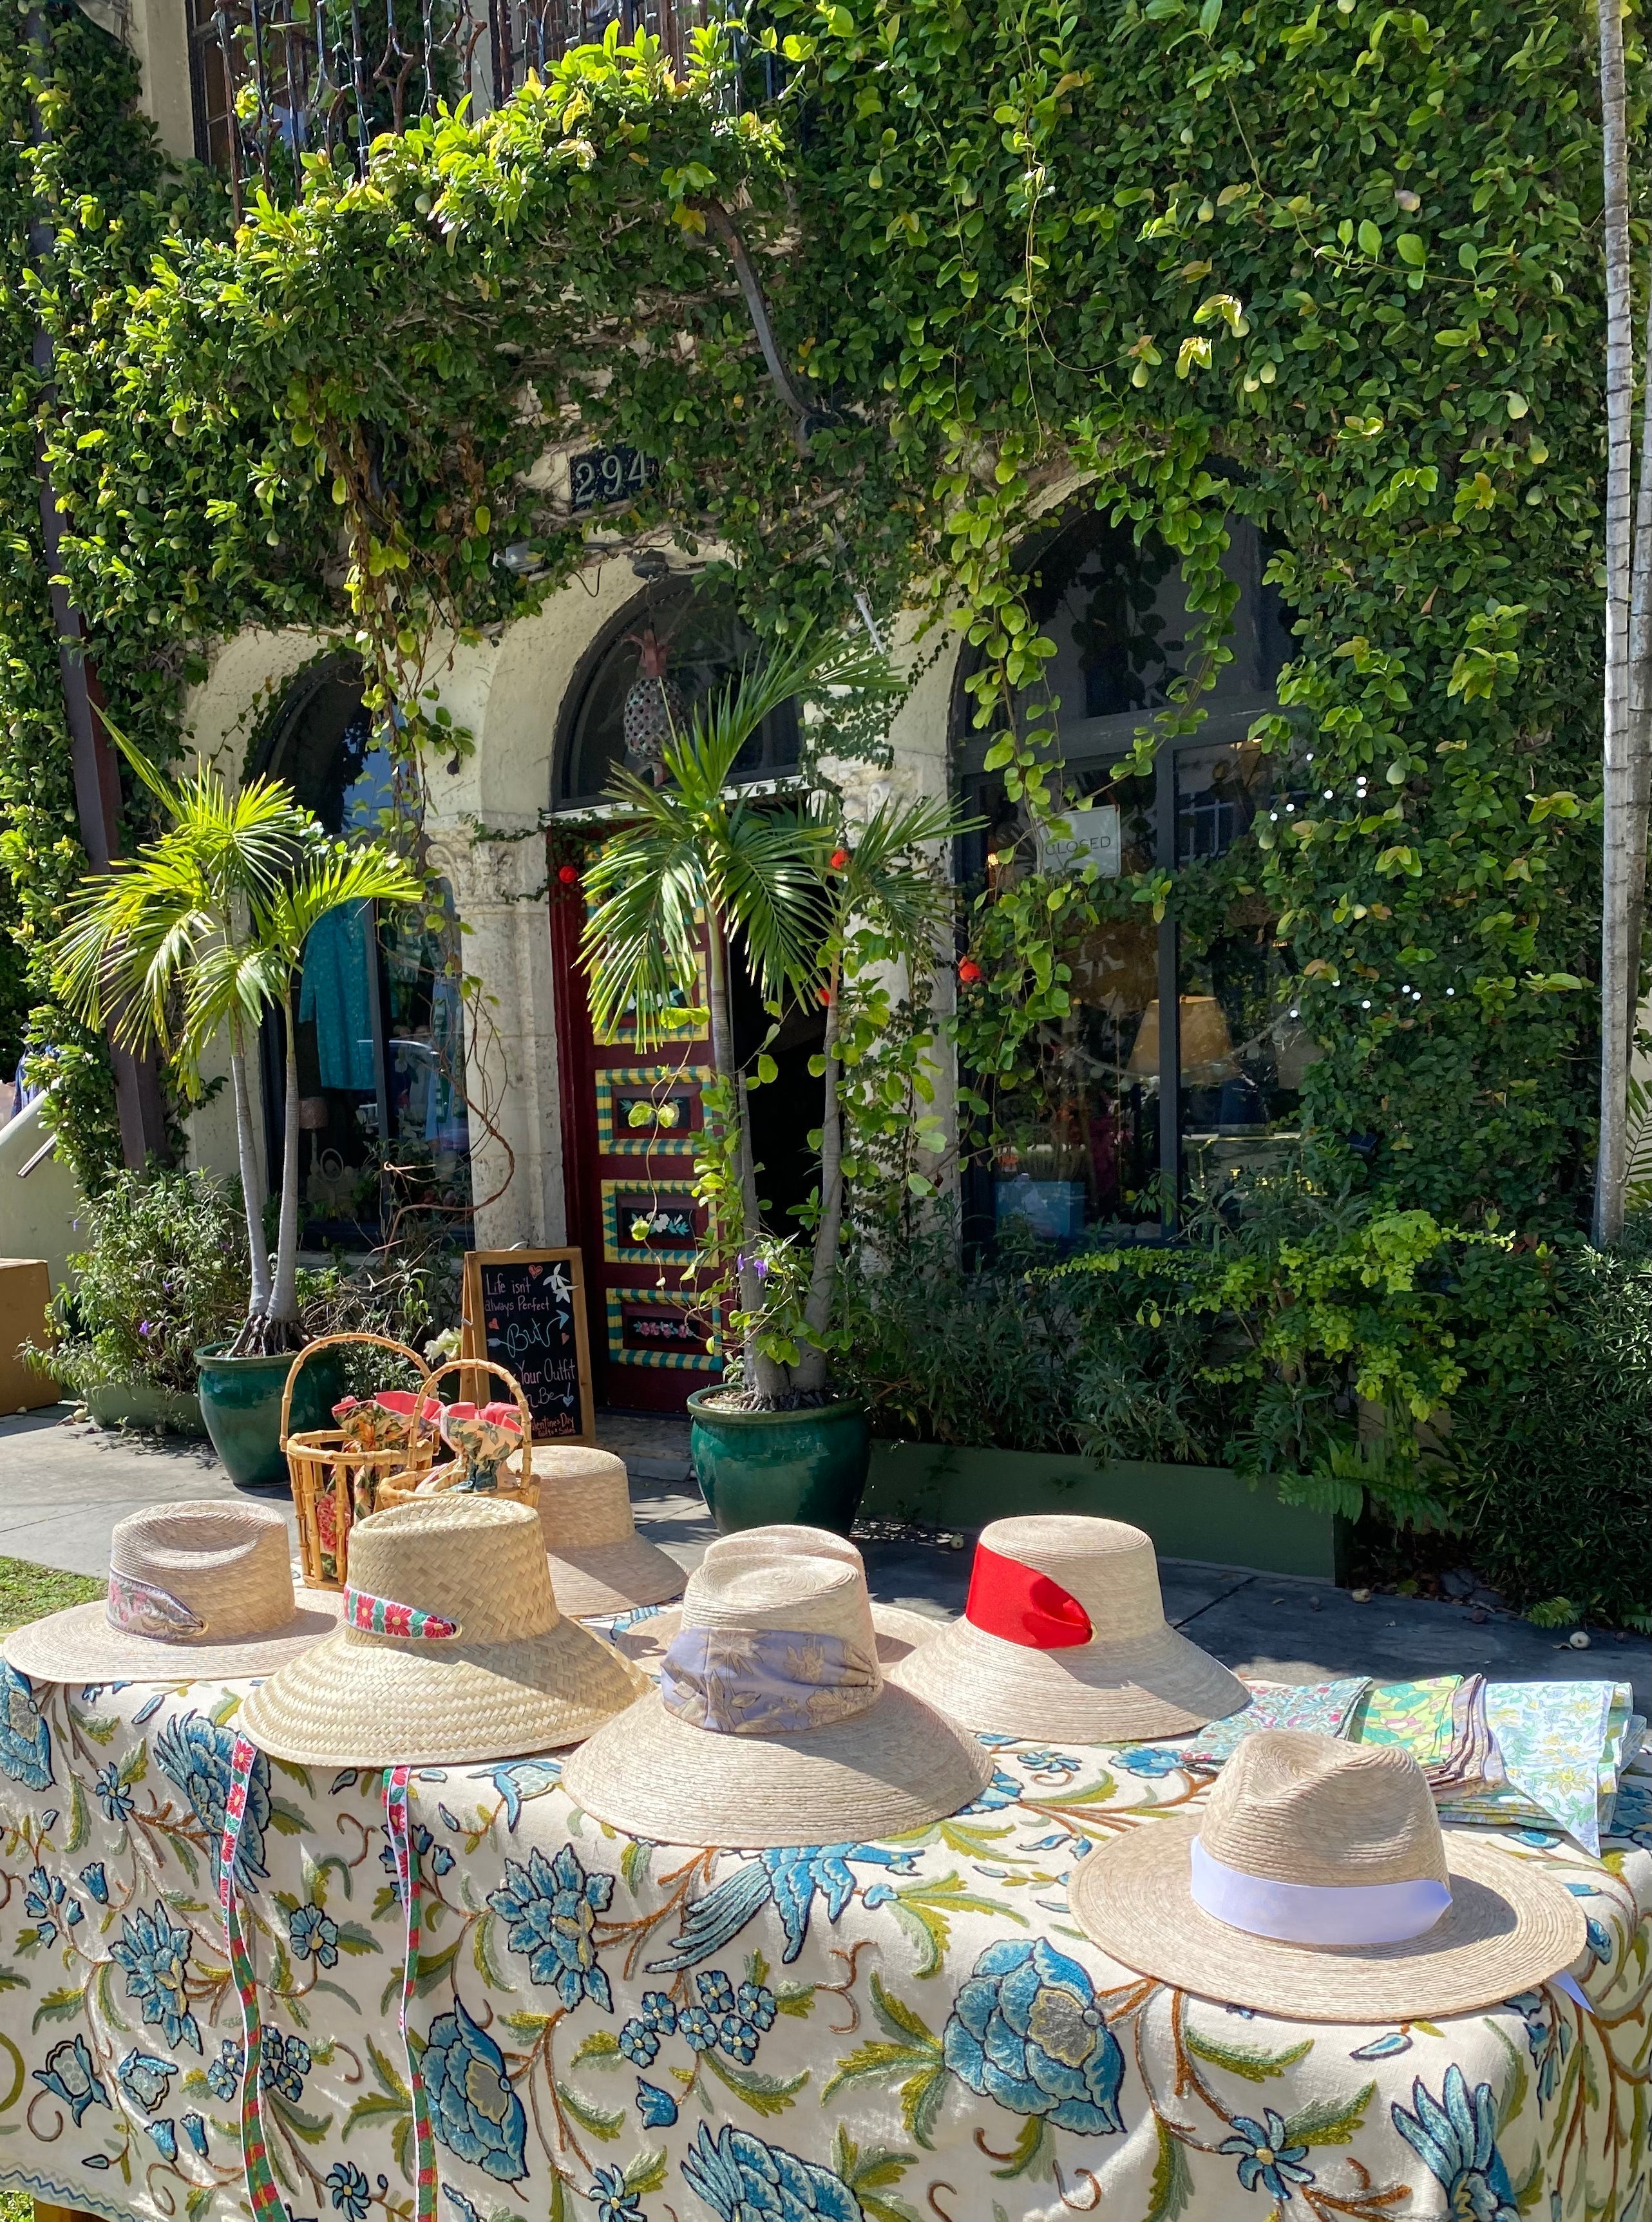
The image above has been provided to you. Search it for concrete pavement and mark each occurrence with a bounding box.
[2,1403,1646,1711]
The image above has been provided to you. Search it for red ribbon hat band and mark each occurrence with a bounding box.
[964,1541,1093,1649]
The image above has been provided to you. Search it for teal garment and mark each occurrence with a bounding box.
[299,901,375,1091]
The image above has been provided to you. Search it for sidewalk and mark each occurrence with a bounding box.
[2,1405,1646,1710]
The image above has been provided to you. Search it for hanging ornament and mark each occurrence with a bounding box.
[622,629,685,786]
[958,958,982,984]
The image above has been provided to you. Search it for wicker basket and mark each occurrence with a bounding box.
[282,1334,435,1591]
[374,1358,536,1511]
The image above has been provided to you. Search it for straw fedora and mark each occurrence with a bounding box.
[611,1524,940,1672]
[1069,1730,1587,2020]
[504,1445,685,1618]
[4,1501,339,1684]
[562,1548,992,1848]
[238,1497,649,1767]
[888,1514,1247,1740]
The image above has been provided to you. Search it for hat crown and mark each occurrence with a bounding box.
[703,1524,866,1577]
[109,1501,296,1643]
[531,1449,635,1548]
[977,1514,1164,1641]
[681,1551,880,1661]
[346,1499,560,1644]
[1201,1730,1448,1890]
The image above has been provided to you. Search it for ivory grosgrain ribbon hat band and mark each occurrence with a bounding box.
[611,1523,940,1671]
[888,1514,1248,1740]
[561,1548,992,1849]
[238,1497,648,1767]
[1069,1729,1588,2020]
[3,1501,339,1684]
[505,1444,685,1618]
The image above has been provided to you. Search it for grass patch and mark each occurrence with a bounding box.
[0,1558,101,1633]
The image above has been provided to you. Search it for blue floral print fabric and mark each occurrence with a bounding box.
[0,1671,1644,2222]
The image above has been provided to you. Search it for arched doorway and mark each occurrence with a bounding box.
[953,502,1314,1248]
[254,654,474,1248]
[547,576,824,1414]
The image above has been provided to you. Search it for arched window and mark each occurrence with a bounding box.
[954,504,1313,1247]
[555,578,801,809]
[255,656,473,1242]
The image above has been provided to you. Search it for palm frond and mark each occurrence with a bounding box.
[716,807,828,1000]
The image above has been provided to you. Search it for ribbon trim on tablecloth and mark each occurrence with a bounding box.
[385,1766,437,2222]
[964,1543,1093,1649]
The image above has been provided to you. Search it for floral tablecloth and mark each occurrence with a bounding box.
[0,1661,1646,2222]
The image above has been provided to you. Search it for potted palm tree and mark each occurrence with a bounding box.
[581,626,966,1534]
[50,726,422,1488]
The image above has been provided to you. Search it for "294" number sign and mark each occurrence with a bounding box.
[569,443,660,512]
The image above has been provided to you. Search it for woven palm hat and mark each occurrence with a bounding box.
[4,1501,339,1684]
[562,1548,992,1849]
[238,1497,649,1767]
[611,1523,940,1672]
[888,1514,1247,1740]
[504,1444,685,1617]
[1069,1730,1586,2020]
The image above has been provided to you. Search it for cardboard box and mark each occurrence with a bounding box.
[0,1258,57,1412]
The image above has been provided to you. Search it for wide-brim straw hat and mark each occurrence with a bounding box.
[506,1444,685,1617]
[5,1501,339,1684]
[889,1513,1247,1740]
[562,1547,991,1848]
[239,1497,648,1767]
[612,1523,940,1671]
[1069,1730,1586,2020]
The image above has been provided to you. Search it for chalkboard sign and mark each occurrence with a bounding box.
[460,1248,595,1445]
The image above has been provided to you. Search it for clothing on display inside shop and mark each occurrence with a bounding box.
[299,900,375,1091]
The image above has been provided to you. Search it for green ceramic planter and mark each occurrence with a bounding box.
[86,1382,206,1437]
[687,1389,872,1537]
[195,1342,347,1492]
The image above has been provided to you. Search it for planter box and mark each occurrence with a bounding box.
[86,1383,207,1437]
[863,1439,1347,1582]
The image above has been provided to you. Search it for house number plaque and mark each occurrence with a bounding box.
[569,444,660,512]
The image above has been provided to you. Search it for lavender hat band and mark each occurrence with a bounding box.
[1190,1836,1451,1948]
[106,1571,206,1644]
[660,1626,881,1736]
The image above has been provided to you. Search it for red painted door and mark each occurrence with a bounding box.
[549,865,723,1415]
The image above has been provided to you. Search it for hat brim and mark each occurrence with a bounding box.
[3,1589,341,1686]
[1067,1814,1586,2020]
[236,1617,649,1767]
[560,1683,993,1849]
[889,1613,1248,1740]
[611,1599,941,1673]
[547,1536,688,1620]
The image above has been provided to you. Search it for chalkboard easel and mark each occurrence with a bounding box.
[460,1248,596,1445]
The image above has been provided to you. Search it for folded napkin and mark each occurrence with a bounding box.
[1173,1676,1371,1772]
[1438,1680,1637,1856]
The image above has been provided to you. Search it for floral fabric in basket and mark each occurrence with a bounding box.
[0,1662,1646,2222]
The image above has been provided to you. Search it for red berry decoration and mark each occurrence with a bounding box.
[958,957,982,984]
[557,863,580,886]
[819,987,833,1006]
[830,848,850,869]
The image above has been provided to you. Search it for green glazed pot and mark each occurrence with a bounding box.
[86,1382,206,1437]
[687,1389,872,1538]
[195,1342,347,1493]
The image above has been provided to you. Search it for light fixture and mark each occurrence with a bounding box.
[631,549,670,582]
[499,542,542,575]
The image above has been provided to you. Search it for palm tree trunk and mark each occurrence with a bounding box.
[1595,0,1635,1248]
[795,963,842,1400]
[269,985,303,1329]
[229,1023,272,1327]
[1622,258,1652,1050]
[705,909,789,1403]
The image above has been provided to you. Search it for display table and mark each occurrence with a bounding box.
[0,1662,1646,2222]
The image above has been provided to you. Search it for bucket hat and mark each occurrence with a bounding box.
[612,1524,938,1671]
[889,1514,1247,1740]
[562,1547,992,1848]
[238,1497,649,1767]
[4,1501,339,1684]
[1069,1729,1586,2020]
[504,1444,685,1617]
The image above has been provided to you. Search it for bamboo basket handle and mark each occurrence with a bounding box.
[279,1332,432,1450]
[416,1358,533,1489]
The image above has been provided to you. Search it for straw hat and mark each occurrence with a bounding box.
[888,1514,1246,1740]
[504,1445,685,1618]
[611,1524,940,1671]
[4,1501,339,1684]
[562,1548,992,1848]
[1069,1730,1586,2020]
[238,1497,649,1767]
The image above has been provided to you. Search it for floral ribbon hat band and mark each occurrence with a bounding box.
[562,1546,992,1849]
[3,1502,339,1684]
[889,1512,1249,1740]
[1068,1729,1588,2021]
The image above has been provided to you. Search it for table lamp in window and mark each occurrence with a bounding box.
[1126,998,1237,1086]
